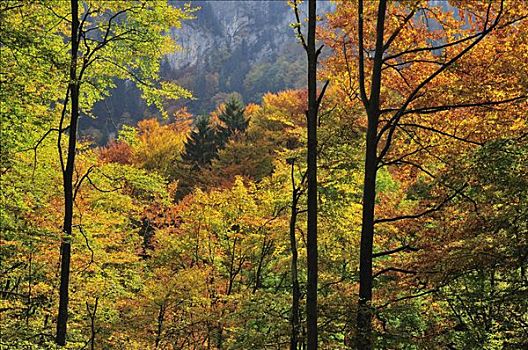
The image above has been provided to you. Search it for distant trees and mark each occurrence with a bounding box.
[218,98,249,138]
[183,98,249,168]
[182,115,219,167]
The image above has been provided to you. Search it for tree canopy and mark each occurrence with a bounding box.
[1,0,527,349]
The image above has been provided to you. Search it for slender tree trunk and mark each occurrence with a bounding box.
[253,238,271,293]
[356,1,387,349]
[26,243,33,326]
[56,0,79,345]
[306,0,318,348]
[289,160,301,350]
[86,297,98,350]
[155,302,165,349]
[356,116,378,349]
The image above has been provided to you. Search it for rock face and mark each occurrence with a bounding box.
[163,0,335,112]
[85,1,334,143]
[167,1,300,71]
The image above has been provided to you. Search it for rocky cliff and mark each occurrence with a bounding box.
[164,0,334,112]
[84,0,334,143]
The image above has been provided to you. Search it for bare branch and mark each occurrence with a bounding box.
[377,289,437,309]
[357,0,368,107]
[398,123,484,146]
[21,127,60,179]
[373,267,416,278]
[377,144,435,169]
[315,44,324,58]
[58,87,71,174]
[383,8,416,52]
[73,165,95,202]
[0,3,23,14]
[75,224,94,272]
[86,175,122,194]
[383,95,527,117]
[316,80,330,111]
[292,0,307,50]
[373,245,419,258]
[375,184,467,224]
[342,37,360,103]
[382,58,445,71]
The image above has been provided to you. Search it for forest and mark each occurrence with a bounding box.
[0,0,527,349]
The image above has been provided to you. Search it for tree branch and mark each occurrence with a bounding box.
[377,289,437,309]
[375,184,467,224]
[373,267,416,278]
[382,7,416,52]
[398,123,484,146]
[357,0,368,107]
[73,165,95,202]
[291,0,307,50]
[373,245,419,258]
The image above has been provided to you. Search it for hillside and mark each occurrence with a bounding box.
[82,1,334,143]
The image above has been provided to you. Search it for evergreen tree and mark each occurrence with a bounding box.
[183,115,218,167]
[218,98,249,142]
[183,99,248,168]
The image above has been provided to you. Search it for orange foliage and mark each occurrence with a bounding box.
[99,140,133,164]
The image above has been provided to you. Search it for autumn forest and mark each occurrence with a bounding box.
[1,0,527,349]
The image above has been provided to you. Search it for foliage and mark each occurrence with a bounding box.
[1,0,527,349]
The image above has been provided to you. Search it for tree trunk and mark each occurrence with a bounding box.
[56,0,79,345]
[306,0,318,349]
[289,161,301,350]
[356,116,378,349]
[87,297,98,350]
[356,1,386,349]
[155,302,165,349]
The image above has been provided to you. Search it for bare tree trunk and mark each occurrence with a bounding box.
[356,117,378,349]
[86,297,98,350]
[253,237,272,293]
[155,302,165,349]
[296,0,328,346]
[288,159,302,350]
[306,0,318,348]
[356,1,386,348]
[56,0,79,345]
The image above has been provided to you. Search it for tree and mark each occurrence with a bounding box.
[218,98,249,140]
[182,115,218,167]
[411,138,528,348]
[291,0,329,348]
[287,157,305,349]
[3,1,527,348]
[182,99,248,169]
[6,1,193,345]
[323,0,527,347]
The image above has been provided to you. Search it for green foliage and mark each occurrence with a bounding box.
[2,1,527,348]
[436,139,528,349]
[218,98,249,140]
[182,98,248,168]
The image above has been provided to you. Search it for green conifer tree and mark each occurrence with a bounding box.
[183,115,218,167]
[218,98,249,142]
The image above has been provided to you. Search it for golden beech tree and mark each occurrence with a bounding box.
[143,177,292,348]
[322,0,527,347]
